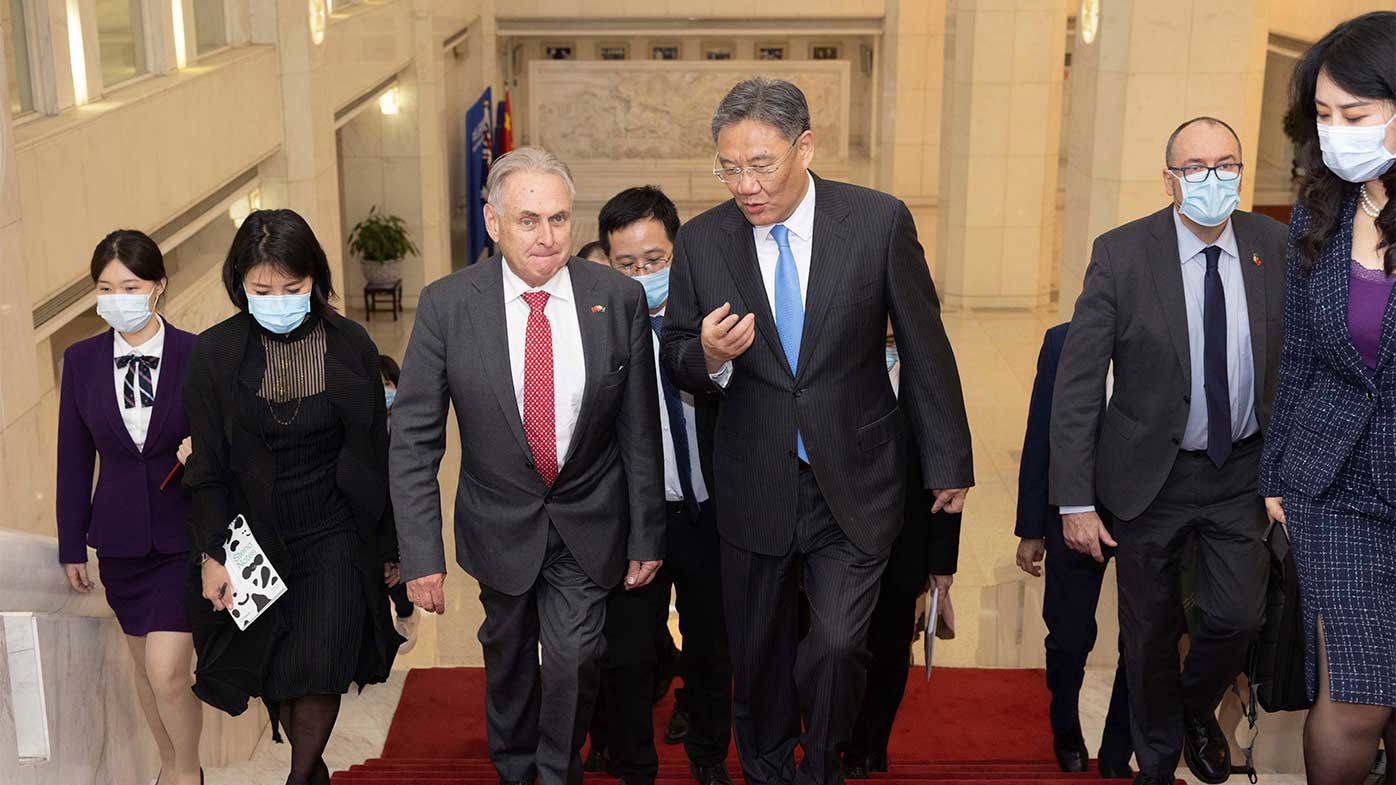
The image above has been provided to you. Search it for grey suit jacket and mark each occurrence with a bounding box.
[660,174,973,557]
[1049,206,1287,521]
[390,256,666,595]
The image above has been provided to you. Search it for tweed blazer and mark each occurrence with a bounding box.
[1260,191,1396,502]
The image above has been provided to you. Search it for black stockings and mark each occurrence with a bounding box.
[283,694,341,785]
[1303,621,1395,785]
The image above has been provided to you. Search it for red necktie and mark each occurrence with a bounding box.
[521,291,558,486]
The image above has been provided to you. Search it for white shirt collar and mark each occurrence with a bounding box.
[754,172,818,244]
[502,259,574,305]
[113,316,166,358]
[1172,208,1239,265]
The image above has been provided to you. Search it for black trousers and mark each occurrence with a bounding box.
[723,467,887,785]
[1042,514,1131,767]
[388,581,414,619]
[478,525,609,785]
[843,574,916,764]
[596,502,733,784]
[1115,441,1268,778]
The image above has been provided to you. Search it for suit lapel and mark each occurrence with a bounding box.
[720,205,792,377]
[466,257,532,460]
[796,176,852,382]
[141,324,183,456]
[99,330,143,457]
[1317,196,1378,386]
[562,259,607,468]
[1146,208,1193,386]
[1233,217,1269,413]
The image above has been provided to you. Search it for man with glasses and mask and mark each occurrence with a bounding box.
[1050,117,1287,785]
[590,185,732,785]
[660,78,973,785]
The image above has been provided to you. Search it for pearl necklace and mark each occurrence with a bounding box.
[1360,184,1384,218]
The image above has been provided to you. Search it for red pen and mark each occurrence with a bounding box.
[159,461,183,491]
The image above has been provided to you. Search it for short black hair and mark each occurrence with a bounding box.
[1164,116,1242,166]
[577,240,607,261]
[222,209,336,312]
[597,186,680,256]
[379,354,401,385]
[90,230,166,284]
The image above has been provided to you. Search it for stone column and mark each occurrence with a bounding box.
[877,0,947,246]
[933,0,1068,310]
[1058,0,1271,315]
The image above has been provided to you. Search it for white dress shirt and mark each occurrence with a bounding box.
[711,172,818,387]
[502,262,587,470]
[112,316,166,452]
[653,306,710,504]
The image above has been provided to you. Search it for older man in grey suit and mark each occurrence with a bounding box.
[390,147,666,785]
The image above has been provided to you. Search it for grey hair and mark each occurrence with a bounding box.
[709,78,812,143]
[485,146,576,209]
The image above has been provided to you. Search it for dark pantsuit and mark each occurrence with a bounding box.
[596,502,732,783]
[722,468,887,785]
[1115,441,1268,777]
[479,525,610,785]
[843,576,915,764]
[1042,515,1131,766]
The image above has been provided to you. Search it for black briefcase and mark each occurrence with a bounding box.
[1248,520,1313,712]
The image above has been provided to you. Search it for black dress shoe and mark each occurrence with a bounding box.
[1182,711,1231,784]
[1098,759,1136,780]
[690,763,734,785]
[583,748,610,773]
[1132,774,1173,785]
[665,705,690,744]
[842,759,869,780]
[653,675,674,705]
[1053,738,1090,773]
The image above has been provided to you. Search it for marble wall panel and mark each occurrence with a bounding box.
[528,61,850,163]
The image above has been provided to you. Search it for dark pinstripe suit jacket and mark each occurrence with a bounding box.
[660,174,974,557]
[1261,193,1396,503]
[1050,206,1287,521]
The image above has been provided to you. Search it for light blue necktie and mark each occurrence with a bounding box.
[771,224,808,463]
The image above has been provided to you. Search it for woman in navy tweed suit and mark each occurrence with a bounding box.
[1259,13,1396,783]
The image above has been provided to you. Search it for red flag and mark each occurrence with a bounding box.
[498,91,513,155]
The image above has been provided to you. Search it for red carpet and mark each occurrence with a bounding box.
[334,667,1172,784]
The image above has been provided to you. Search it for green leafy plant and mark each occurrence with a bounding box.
[348,206,419,263]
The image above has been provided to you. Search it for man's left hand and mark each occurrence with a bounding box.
[930,574,953,594]
[931,488,968,514]
[625,560,663,590]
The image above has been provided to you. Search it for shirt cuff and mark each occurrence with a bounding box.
[709,361,733,389]
[1059,505,1096,515]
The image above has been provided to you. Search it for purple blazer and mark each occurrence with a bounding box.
[56,322,196,564]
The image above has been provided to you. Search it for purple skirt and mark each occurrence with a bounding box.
[98,550,192,636]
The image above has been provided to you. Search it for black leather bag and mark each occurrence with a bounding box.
[1248,520,1313,712]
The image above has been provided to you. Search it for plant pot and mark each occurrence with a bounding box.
[362,258,403,286]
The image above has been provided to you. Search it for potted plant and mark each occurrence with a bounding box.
[348,206,418,286]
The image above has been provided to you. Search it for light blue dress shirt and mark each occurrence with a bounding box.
[1172,209,1259,451]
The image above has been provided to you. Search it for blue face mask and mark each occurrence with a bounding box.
[636,267,670,310]
[1172,170,1240,228]
[384,386,397,409]
[885,346,899,371]
[247,293,312,334]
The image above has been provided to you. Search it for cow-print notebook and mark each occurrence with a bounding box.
[223,514,287,631]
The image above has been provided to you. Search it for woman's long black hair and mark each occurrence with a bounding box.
[1290,11,1396,274]
[222,209,337,312]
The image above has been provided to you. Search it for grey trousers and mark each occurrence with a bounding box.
[478,525,610,785]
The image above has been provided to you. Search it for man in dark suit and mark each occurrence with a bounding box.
[1050,118,1288,785]
[660,78,974,785]
[590,186,732,785]
[390,147,666,785]
[1016,322,1132,779]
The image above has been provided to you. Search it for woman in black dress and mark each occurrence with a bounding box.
[184,209,402,785]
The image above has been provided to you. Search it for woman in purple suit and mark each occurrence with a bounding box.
[57,230,204,785]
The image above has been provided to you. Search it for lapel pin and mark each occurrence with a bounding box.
[591,305,606,313]
[1252,253,1262,267]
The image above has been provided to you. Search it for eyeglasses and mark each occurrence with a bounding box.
[613,257,671,275]
[713,140,800,184]
[1168,163,1244,183]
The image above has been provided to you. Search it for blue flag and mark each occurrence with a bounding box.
[466,88,493,264]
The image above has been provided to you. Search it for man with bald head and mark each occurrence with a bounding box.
[1049,118,1287,785]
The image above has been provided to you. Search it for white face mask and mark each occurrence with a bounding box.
[1317,113,1396,183]
[96,291,157,334]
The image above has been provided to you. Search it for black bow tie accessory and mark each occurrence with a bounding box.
[116,353,160,409]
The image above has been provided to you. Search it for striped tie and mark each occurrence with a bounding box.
[115,354,159,409]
